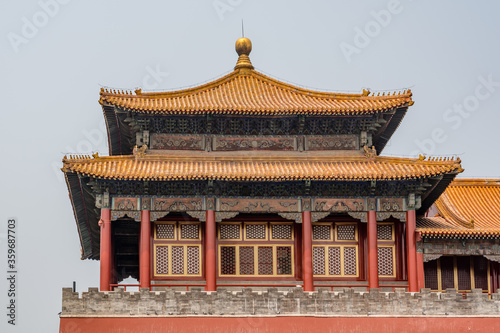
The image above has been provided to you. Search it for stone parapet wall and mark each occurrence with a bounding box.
[61,287,500,317]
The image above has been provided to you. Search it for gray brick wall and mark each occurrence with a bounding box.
[61,287,500,317]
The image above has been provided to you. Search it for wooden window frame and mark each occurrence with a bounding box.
[428,256,491,293]
[244,222,268,241]
[312,244,359,278]
[218,222,242,241]
[153,244,203,278]
[376,222,396,278]
[218,244,295,277]
[154,221,177,241]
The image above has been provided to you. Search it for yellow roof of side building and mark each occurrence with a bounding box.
[418,179,500,238]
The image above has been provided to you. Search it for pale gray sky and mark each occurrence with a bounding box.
[1,0,500,331]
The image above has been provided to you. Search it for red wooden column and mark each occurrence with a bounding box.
[205,209,217,291]
[406,209,418,292]
[139,209,151,289]
[99,208,112,291]
[302,210,314,292]
[367,210,379,289]
[416,231,425,291]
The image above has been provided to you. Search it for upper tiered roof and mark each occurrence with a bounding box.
[99,37,413,115]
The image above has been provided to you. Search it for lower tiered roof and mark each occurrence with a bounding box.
[62,153,462,182]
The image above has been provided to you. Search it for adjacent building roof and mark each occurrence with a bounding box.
[418,179,500,238]
[62,154,462,182]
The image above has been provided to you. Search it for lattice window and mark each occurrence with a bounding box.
[156,246,168,274]
[474,256,489,290]
[328,247,341,275]
[220,224,240,239]
[277,246,292,275]
[246,224,266,239]
[171,246,184,274]
[377,225,392,240]
[457,256,471,291]
[313,247,326,275]
[426,256,491,292]
[424,260,439,290]
[377,247,394,276]
[313,225,331,240]
[271,224,292,239]
[154,221,202,278]
[157,224,175,239]
[337,225,356,240]
[343,247,357,275]
[221,246,236,275]
[239,247,255,275]
[187,246,200,274]
[180,224,199,239]
[258,246,273,275]
[440,256,455,289]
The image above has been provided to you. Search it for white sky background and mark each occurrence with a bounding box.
[1,0,500,331]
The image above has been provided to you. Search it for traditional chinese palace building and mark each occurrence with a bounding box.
[59,38,500,332]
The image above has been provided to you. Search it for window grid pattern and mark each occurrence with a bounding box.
[377,247,394,276]
[276,246,292,275]
[343,247,357,276]
[312,223,358,277]
[313,247,326,275]
[337,225,355,240]
[219,222,294,277]
[424,260,439,290]
[313,225,331,240]
[181,224,199,239]
[221,246,236,275]
[377,225,392,240]
[239,246,254,275]
[171,246,184,274]
[328,247,342,275]
[153,222,202,278]
[220,224,241,239]
[156,246,168,274]
[246,224,266,239]
[156,224,175,239]
[425,256,490,293]
[187,246,200,274]
[272,224,292,239]
[258,247,274,275]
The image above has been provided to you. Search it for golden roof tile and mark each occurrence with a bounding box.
[99,38,413,115]
[62,154,462,182]
[434,179,500,229]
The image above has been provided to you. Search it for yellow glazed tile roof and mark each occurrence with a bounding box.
[99,69,413,115]
[62,154,461,182]
[418,179,500,237]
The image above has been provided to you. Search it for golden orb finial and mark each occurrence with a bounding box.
[234,37,254,70]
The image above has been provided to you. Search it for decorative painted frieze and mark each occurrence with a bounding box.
[153,198,203,211]
[150,134,204,150]
[305,135,357,151]
[213,136,295,151]
[217,198,300,213]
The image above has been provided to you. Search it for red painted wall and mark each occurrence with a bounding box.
[60,317,500,333]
